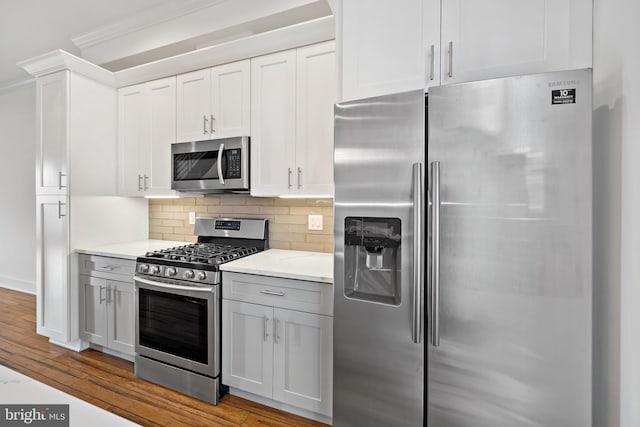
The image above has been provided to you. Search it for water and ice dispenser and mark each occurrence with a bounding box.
[344,217,402,305]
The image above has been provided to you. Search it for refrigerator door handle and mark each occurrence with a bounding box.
[430,161,441,346]
[412,162,424,344]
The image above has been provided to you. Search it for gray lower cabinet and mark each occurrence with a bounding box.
[79,255,135,356]
[222,271,333,417]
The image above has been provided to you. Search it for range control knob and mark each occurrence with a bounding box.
[184,270,195,280]
[138,264,149,273]
[150,265,161,275]
[197,271,207,281]
[165,267,177,277]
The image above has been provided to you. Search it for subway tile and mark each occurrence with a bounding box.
[274,198,308,206]
[306,234,333,244]
[152,226,174,234]
[274,215,307,225]
[150,211,173,220]
[270,232,306,243]
[290,242,324,252]
[259,206,290,215]
[161,219,184,227]
[269,240,291,250]
[246,197,275,206]
[220,195,248,205]
[173,226,195,235]
[148,232,163,240]
[196,197,220,206]
[306,198,334,207]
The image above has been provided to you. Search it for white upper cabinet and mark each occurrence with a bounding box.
[118,76,178,197]
[176,60,250,143]
[211,60,251,138]
[250,50,297,196]
[337,0,592,101]
[251,41,335,197]
[36,72,69,195]
[36,71,118,196]
[295,42,336,197]
[440,0,592,85]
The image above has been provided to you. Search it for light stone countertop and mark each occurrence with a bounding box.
[74,239,188,260]
[0,364,138,426]
[220,249,333,284]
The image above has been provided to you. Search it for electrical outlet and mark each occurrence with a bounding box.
[188,212,196,225]
[308,214,323,231]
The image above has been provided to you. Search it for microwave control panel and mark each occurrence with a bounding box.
[226,149,242,179]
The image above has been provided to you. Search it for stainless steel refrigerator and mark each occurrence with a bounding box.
[333,69,592,427]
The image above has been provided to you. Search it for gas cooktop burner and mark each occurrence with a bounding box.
[144,243,259,266]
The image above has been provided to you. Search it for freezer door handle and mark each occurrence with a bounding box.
[412,163,424,344]
[430,161,441,347]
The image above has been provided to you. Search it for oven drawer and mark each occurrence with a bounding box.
[222,272,333,316]
[79,254,135,280]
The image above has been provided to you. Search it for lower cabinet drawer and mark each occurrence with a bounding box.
[222,272,333,316]
[79,254,135,280]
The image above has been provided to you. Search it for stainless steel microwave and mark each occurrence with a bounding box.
[171,137,249,193]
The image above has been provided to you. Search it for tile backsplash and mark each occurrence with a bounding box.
[149,196,334,253]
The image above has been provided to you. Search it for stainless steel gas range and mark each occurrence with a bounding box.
[133,217,268,404]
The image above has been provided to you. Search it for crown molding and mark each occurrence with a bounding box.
[71,0,221,50]
[0,78,35,96]
[17,50,116,87]
[115,15,334,87]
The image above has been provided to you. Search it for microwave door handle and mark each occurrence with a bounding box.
[217,143,225,185]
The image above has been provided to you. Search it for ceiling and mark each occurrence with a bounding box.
[0,0,333,90]
[0,0,177,87]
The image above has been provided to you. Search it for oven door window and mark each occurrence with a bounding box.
[174,150,226,181]
[138,288,208,364]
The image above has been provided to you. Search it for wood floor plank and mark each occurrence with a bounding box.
[0,287,330,427]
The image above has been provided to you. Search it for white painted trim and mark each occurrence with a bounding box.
[48,338,90,352]
[228,387,333,425]
[88,343,135,362]
[0,78,35,96]
[71,0,220,49]
[17,50,115,87]
[0,275,36,295]
[115,16,335,87]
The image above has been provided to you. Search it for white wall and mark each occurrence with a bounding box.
[593,0,640,426]
[0,83,36,293]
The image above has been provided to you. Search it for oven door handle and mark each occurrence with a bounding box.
[134,276,214,293]
[217,143,225,185]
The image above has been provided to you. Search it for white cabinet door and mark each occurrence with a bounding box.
[273,309,333,417]
[250,51,296,196]
[440,0,592,85]
[108,280,135,355]
[118,84,150,196]
[148,77,177,196]
[36,71,68,195]
[295,41,336,197]
[176,69,211,143]
[211,60,251,138]
[222,300,273,398]
[339,0,426,101]
[79,275,108,346]
[36,195,69,341]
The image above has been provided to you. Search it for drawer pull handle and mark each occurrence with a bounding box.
[260,290,285,296]
[97,266,116,271]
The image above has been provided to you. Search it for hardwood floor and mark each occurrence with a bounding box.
[0,287,328,427]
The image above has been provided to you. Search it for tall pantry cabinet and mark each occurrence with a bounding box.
[33,66,147,347]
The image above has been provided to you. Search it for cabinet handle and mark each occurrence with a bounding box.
[297,167,302,189]
[287,168,292,188]
[210,114,215,133]
[137,174,143,191]
[448,41,453,78]
[107,287,113,304]
[58,171,67,190]
[143,174,149,191]
[274,318,280,344]
[260,290,285,296]
[97,266,116,272]
[99,286,106,304]
[428,44,435,81]
[203,115,208,134]
[263,316,270,341]
[57,200,66,219]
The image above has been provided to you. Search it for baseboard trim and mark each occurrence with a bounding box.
[89,343,135,362]
[0,275,36,295]
[49,338,90,352]
[228,387,332,425]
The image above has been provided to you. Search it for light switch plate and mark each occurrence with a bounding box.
[308,214,323,231]
[188,212,196,225]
